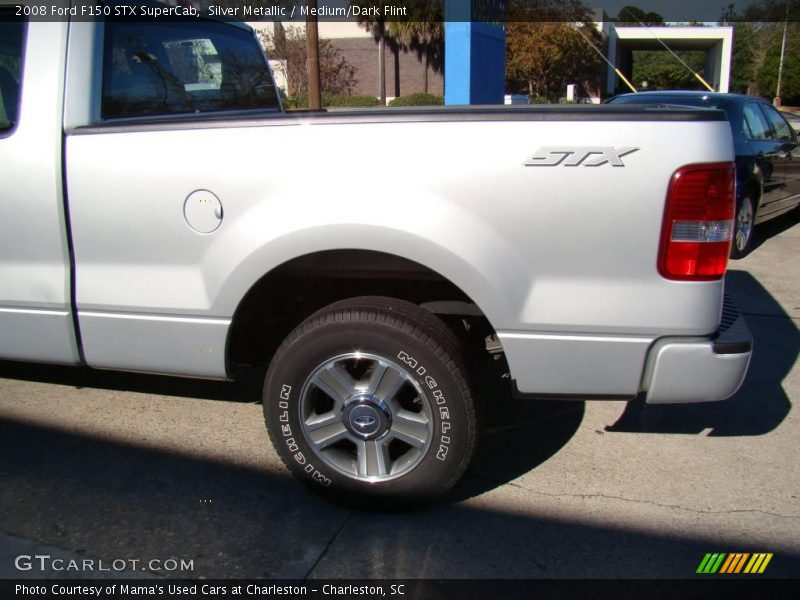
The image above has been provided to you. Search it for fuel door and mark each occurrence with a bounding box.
[183,190,223,234]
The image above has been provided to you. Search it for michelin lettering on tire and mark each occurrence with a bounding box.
[396,350,452,462]
[275,383,332,488]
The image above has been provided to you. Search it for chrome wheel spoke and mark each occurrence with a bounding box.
[391,411,430,448]
[363,362,388,394]
[304,411,340,430]
[737,200,753,250]
[356,439,390,478]
[307,420,349,449]
[313,363,356,405]
[369,363,405,403]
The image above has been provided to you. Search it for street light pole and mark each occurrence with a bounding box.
[774,0,789,106]
[377,19,386,106]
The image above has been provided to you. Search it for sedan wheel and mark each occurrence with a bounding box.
[731,196,754,259]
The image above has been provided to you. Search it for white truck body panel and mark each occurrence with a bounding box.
[0,12,752,404]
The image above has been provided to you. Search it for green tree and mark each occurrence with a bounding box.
[757,27,800,103]
[722,0,800,102]
[505,0,603,100]
[631,50,707,90]
[725,21,759,94]
[615,5,665,26]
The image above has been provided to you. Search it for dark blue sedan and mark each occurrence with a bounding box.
[608,92,800,258]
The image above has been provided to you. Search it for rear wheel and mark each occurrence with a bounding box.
[731,195,755,259]
[263,296,477,507]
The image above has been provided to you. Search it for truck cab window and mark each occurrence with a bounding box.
[0,8,25,131]
[102,20,279,119]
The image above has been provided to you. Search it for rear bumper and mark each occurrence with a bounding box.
[643,297,752,404]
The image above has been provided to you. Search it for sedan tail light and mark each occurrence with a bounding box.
[658,162,735,280]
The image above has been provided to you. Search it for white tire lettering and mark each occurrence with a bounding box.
[280,384,333,489]
[397,350,452,462]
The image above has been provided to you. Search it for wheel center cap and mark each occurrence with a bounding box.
[343,394,391,440]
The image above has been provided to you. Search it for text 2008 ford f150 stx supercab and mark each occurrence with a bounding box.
[0,5,752,504]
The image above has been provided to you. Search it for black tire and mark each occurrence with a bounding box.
[730,195,755,259]
[263,296,477,508]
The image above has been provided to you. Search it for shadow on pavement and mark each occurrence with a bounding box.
[0,360,265,405]
[0,417,343,579]
[608,269,796,436]
[1,417,798,579]
[746,207,799,256]
[452,387,584,501]
[0,357,584,505]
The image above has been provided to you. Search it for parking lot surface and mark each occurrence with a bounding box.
[0,211,798,580]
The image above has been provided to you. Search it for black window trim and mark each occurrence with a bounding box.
[0,5,27,139]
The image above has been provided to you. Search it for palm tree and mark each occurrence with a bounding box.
[353,1,401,105]
[388,19,444,95]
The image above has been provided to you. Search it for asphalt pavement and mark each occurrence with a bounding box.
[0,211,798,580]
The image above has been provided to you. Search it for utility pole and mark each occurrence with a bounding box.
[306,0,321,110]
[774,0,789,106]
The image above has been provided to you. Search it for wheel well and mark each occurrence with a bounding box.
[226,250,498,374]
[741,178,761,208]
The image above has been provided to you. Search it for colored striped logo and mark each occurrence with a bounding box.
[696,553,773,574]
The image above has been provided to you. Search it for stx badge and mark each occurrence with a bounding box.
[524,146,639,167]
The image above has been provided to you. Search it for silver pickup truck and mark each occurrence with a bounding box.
[0,6,752,505]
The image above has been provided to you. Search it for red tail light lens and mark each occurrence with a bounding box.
[658,162,735,280]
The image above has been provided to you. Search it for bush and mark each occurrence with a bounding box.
[529,94,555,104]
[325,94,382,107]
[258,30,357,97]
[285,92,381,109]
[388,93,444,106]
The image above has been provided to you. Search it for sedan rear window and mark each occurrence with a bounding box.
[760,104,794,142]
[743,103,771,141]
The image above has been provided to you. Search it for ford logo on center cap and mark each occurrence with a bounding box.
[353,415,377,429]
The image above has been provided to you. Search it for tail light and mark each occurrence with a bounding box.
[658,162,735,280]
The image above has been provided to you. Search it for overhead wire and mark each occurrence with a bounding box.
[621,6,715,92]
[568,20,638,93]
[546,2,638,93]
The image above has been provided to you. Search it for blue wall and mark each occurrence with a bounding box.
[444,2,506,105]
